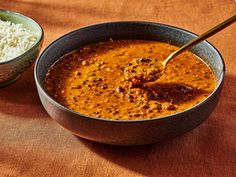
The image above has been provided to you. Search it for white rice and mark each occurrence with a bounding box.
[0,19,37,62]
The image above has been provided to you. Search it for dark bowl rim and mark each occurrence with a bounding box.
[34,21,225,123]
[0,9,44,64]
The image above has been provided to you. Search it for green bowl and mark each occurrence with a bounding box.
[0,9,44,87]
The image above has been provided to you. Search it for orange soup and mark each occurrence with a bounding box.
[44,40,216,120]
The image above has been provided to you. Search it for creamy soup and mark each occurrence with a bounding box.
[44,40,216,120]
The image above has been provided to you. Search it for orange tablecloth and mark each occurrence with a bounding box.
[0,0,235,176]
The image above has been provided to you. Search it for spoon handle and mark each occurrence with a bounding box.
[164,14,236,65]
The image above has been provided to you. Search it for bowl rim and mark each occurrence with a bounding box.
[34,21,225,123]
[0,9,44,64]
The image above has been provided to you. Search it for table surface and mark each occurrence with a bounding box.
[0,0,235,177]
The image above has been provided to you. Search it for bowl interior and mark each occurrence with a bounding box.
[0,9,43,48]
[35,21,225,116]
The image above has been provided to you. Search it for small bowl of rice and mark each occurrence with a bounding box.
[0,9,43,87]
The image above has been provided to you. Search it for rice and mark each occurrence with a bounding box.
[0,19,37,62]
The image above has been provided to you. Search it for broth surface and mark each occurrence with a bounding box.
[44,40,216,120]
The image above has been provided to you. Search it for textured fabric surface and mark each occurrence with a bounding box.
[0,0,235,176]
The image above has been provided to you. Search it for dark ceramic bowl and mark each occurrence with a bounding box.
[0,9,43,87]
[34,22,225,145]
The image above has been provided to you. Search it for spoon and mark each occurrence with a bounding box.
[124,14,236,86]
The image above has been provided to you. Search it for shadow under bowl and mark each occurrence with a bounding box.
[0,9,44,87]
[34,21,225,145]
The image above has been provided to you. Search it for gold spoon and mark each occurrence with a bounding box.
[125,14,236,86]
